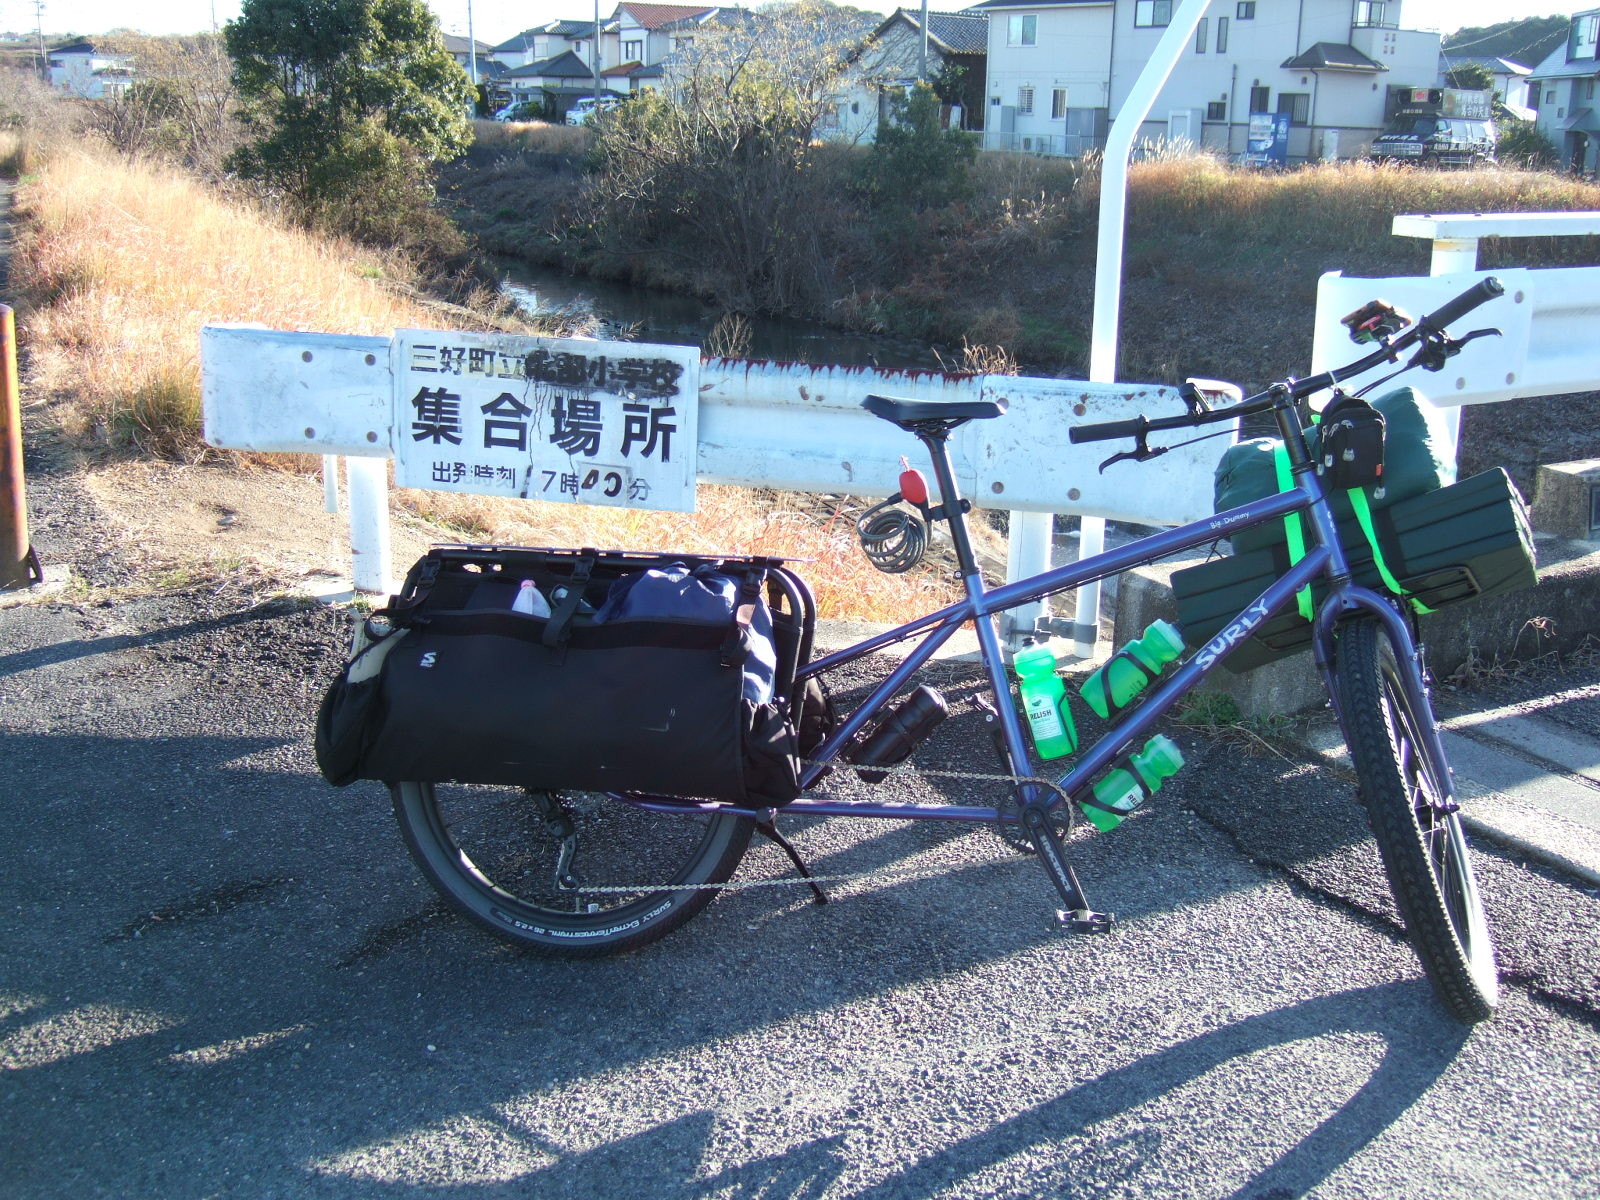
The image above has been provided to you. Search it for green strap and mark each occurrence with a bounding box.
[1346,486,1434,615]
[1272,444,1316,622]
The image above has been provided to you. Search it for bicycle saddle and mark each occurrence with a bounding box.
[863,394,1007,429]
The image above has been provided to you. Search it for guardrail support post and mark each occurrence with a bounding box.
[1,304,36,591]
[1428,236,1481,456]
[322,455,341,514]
[346,456,393,595]
[1004,510,1053,645]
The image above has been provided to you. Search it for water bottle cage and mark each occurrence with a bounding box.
[1074,747,1153,817]
[1093,646,1156,718]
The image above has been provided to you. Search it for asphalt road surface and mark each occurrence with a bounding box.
[3,571,1599,1200]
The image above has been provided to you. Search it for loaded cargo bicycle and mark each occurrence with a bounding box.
[318,277,1532,1025]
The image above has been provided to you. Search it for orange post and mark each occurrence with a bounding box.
[0,303,34,590]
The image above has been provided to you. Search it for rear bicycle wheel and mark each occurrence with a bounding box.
[1336,617,1498,1023]
[390,782,754,956]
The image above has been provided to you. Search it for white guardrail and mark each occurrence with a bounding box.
[202,211,1598,638]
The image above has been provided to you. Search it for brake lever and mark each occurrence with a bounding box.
[1098,431,1170,474]
[1411,325,1502,372]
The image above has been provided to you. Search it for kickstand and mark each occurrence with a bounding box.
[1019,804,1114,934]
[756,820,828,906]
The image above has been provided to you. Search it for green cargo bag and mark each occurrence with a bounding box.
[1214,386,1456,555]
[1173,468,1538,673]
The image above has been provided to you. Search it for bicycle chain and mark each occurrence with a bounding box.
[562,759,1076,896]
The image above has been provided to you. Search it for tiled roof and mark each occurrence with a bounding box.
[602,60,643,77]
[550,20,599,37]
[966,0,1102,9]
[441,34,492,54]
[1280,42,1385,73]
[1528,43,1600,81]
[616,3,718,31]
[1439,54,1532,76]
[503,50,593,79]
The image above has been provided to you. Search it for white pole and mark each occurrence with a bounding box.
[346,456,393,595]
[1427,235,1481,455]
[322,454,340,514]
[1074,0,1213,659]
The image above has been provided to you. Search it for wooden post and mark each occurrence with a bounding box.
[0,303,33,591]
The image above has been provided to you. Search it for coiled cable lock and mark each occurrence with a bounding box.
[856,459,932,574]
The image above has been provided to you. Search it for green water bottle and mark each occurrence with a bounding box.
[1013,638,1077,760]
[1079,619,1186,719]
[1081,734,1185,832]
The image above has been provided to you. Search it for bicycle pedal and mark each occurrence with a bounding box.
[1055,908,1115,935]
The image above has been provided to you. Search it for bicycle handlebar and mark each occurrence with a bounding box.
[1068,275,1505,446]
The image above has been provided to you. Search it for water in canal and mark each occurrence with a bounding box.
[499,260,946,370]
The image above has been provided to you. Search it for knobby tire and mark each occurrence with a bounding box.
[1336,617,1498,1023]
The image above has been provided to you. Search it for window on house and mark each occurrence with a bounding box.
[1236,1,1255,18]
[1207,99,1227,120]
[1277,92,1310,124]
[1018,86,1035,114]
[1217,16,1229,52]
[1196,18,1208,52]
[1249,85,1270,113]
[1052,88,1068,119]
[624,39,643,60]
[1354,1,1387,27]
[1547,87,1556,103]
[1135,1,1172,28]
[1588,78,1597,100]
[1573,14,1598,59]
[1008,15,1037,46]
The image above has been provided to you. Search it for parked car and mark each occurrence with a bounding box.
[494,102,541,123]
[1370,88,1497,168]
[565,96,621,126]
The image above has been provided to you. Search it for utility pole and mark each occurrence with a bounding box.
[34,1,47,80]
[919,0,929,84]
[592,0,602,107]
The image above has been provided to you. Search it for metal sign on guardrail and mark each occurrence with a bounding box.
[391,330,700,511]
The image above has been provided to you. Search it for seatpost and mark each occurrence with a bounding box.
[914,426,981,580]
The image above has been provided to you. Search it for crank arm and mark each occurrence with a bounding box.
[1019,803,1114,934]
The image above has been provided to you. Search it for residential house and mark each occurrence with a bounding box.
[491,20,599,70]
[1439,53,1533,114]
[47,40,136,99]
[606,4,722,69]
[974,0,1439,161]
[1528,9,1600,175]
[498,50,603,117]
[824,8,988,143]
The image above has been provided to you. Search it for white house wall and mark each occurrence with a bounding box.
[983,3,1113,154]
[985,0,1442,160]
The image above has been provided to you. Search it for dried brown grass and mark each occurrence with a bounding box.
[10,139,960,619]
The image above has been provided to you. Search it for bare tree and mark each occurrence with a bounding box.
[87,32,242,175]
[580,1,872,313]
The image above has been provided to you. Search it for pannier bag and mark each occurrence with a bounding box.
[1173,468,1538,673]
[315,546,817,806]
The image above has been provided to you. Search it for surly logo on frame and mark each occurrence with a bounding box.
[419,652,438,669]
[1194,599,1271,669]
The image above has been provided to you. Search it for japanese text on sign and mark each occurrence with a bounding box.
[390,331,700,512]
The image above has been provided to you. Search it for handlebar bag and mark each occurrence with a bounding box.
[318,546,814,808]
[1215,386,1455,554]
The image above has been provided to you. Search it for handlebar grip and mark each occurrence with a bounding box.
[1069,417,1146,444]
[1420,276,1504,331]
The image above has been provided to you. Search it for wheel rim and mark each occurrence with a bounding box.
[1379,673,1490,964]
[404,782,737,929]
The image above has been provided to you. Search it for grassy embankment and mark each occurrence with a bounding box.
[458,122,1600,385]
[5,137,964,617]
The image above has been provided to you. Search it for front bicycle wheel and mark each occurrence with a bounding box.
[1336,617,1498,1023]
[391,782,754,956]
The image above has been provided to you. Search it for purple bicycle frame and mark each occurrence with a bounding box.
[618,472,1454,824]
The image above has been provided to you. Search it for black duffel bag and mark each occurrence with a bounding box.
[315,545,816,807]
